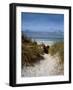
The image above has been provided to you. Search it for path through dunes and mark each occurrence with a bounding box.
[21,54,64,77]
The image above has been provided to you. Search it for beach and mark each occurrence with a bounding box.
[32,39,54,46]
[21,54,64,77]
[21,13,64,78]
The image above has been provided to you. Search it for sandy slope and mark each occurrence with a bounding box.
[21,54,64,77]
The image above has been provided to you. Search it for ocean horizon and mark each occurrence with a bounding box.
[22,31,64,46]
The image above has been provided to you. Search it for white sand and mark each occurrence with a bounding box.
[32,39,55,46]
[21,54,64,77]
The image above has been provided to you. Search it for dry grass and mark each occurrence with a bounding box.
[49,42,64,64]
[22,34,44,67]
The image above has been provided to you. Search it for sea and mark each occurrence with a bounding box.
[23,31,64,46]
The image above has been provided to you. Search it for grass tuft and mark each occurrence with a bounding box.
[49,42,64,64]
[22,33,44,67]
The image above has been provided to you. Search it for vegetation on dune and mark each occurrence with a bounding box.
[22,32,64,67]
[49,42,64,64]
[22,33,44,67]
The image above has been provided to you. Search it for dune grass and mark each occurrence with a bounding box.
[22,32,64,67]
[22,34,44,67]
[49,42,64,64]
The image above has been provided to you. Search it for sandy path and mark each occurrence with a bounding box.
[21,54,64,77]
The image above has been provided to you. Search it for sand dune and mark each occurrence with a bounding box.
[21,54,64,77]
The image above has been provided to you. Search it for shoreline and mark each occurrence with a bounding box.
[32,39,55,46]
[31,39,63,46]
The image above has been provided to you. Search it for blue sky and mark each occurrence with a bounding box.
[21,12,64,32]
